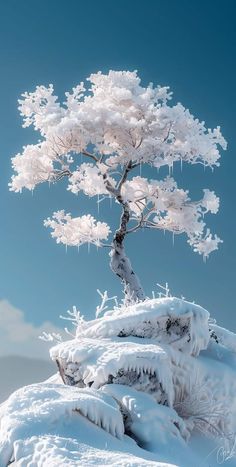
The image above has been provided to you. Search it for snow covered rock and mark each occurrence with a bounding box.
[1,297,236,466]
[169,343,236,439]
[209,323,236,352]
[50,337,174,405]
[79,297,210,356]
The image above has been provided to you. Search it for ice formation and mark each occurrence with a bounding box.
[1,296,236,466]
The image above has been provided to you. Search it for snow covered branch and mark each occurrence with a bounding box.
[44,211,111,248]
[121,176,222,258]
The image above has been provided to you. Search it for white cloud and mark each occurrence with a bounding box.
[0,300,64,359]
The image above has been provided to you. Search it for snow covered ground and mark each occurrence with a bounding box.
[0,297,236,466]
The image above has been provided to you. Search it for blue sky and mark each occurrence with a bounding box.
[0,0,235,342]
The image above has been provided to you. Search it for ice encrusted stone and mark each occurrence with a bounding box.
[50,337,174,405]
[78,297,210,356]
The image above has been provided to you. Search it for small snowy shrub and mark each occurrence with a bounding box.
[173,371,229,437]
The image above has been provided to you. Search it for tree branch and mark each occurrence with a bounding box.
[81,150,98,163]
[117,160,133,192]
[52,169,72,181]
[126,216,144,234]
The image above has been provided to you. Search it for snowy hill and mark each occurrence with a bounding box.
[0,297,236,466]
[0,356,54,403]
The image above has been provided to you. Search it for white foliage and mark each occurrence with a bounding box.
[10,143,55,192]
[18,84,64,134]
[44,211,110,248]
[68,163,115,197]
[10,70,226,257]
[188,229,223,259]
[122,176,221,257]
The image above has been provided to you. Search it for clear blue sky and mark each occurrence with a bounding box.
[0,0,235,331]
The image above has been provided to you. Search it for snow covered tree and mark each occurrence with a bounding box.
[10,70,226,301]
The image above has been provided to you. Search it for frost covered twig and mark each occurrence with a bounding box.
[39,332,62,343]
[156,282,171,298]
[60,306,86,335]
[174,372,229,438]
[96,289,118,318]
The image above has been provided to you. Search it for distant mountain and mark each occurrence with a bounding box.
[0,355,55,403]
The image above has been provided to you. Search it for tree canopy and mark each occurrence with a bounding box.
[10,70,227,298]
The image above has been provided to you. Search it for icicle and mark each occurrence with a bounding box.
[88,242,90,253]
[65,244,68,253]
[166,282,170,297]
[77,244,80,253]
[139,163,142,176]
[110,196,112,208]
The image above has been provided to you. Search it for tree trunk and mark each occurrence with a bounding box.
[109,240,145,303]
[109,201,145,303]
[103,161,145,303]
